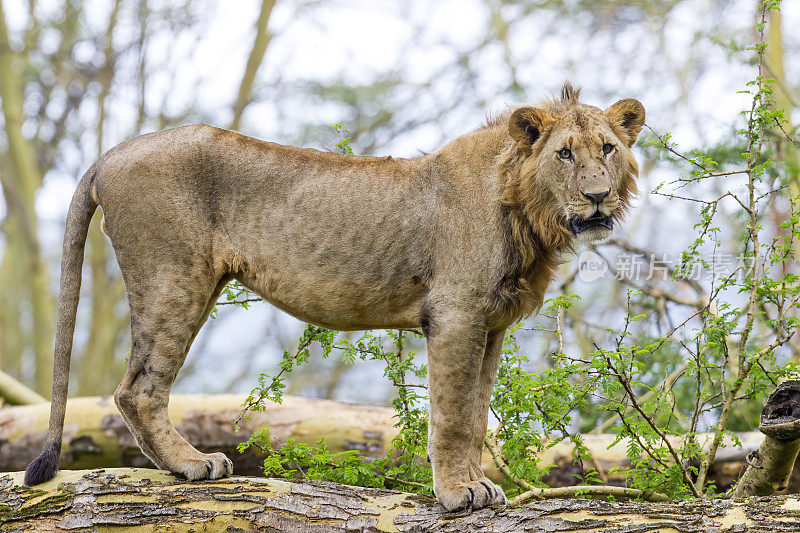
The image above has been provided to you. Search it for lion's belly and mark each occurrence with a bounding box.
[235,258,427,330]
[228,213,431,331]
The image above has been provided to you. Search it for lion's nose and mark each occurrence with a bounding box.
[582,190,610,204]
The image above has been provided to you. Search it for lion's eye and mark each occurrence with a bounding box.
[558,148,572,160]
[602,143,614,155]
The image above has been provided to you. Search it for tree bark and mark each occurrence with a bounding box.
[3,467,800,532]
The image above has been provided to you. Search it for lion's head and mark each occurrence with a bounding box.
[500,83,645,247]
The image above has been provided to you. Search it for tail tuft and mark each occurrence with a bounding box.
[24,441,61,485]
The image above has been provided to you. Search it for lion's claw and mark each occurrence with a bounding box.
[174,452,233,480]
[436,477,507,511]
[479,479,497,501]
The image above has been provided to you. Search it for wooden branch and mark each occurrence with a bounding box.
[0,370,47,405]
[4,468,800,531]
[230,0,276,131]
[511,485,670,505]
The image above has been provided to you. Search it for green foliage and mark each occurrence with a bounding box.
[237,326,433,493]
[236,325,334,427]
[240,431,389,488]
[210,280,259,318]
[490,316,593,495]
[332,124,355,155]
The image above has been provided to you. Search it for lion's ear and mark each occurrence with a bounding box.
[605,98,645,147]
[509,107,551,152]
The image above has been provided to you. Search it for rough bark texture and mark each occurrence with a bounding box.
[3,468,800,532]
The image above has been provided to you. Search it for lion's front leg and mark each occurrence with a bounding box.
[425,307,506,511]
[472,329,507,499]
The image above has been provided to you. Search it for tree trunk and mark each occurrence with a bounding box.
[75,217,128,396]
[767,9,798,188]
[734,380,800,497]
[766,7,800,324]
[0,0,54,396]
[0,218,24,378]
[3,467,800,532]
[75,0,130,397]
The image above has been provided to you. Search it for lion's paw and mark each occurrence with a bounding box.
[435,477,507,511]
[172,452,234,481]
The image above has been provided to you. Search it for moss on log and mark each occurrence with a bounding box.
[3,468,800,532]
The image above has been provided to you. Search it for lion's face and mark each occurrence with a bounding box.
[508,88,645,245]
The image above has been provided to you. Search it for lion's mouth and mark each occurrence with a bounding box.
[568,213,613,235]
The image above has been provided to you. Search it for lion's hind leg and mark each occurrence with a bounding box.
[114,266,233,480]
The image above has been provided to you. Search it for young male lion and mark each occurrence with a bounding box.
[25,82,644,512]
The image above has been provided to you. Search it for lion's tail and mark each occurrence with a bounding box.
[24,165,99,486]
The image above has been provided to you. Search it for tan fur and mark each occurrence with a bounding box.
[26,83,644,511]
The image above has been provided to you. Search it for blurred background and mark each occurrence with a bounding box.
[0,0,798,407]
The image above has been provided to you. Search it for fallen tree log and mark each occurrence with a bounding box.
[3,468,800,532]
[0,394,405,477]
[0,395,779,492]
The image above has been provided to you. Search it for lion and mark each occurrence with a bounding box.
[25,82,644,512]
